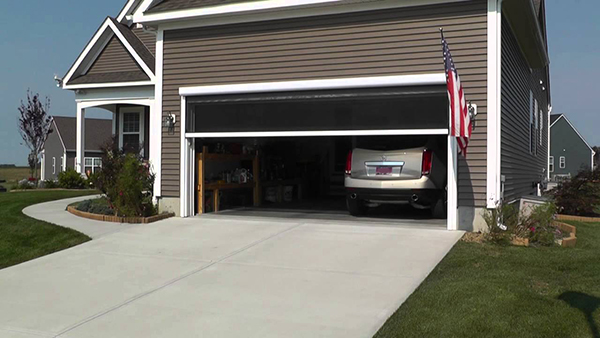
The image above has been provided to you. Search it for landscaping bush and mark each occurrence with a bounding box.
[76,198,114,216]
[483,202,560,246]
[58,169,86,189]
[93,139,156,217]
[552,168,600,216]
[42,180,59,189]
[85,172,99,189]
[17,179,35,190]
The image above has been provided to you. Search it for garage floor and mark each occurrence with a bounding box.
[2,201,460,338]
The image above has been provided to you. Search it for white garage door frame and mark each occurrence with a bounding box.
[179,74,459,231]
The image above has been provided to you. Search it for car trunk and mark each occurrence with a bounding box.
[350,147,425,180]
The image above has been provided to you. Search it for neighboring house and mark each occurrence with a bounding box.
[59,0,551,231]
[549,114,594,181]
[41,117,112,181]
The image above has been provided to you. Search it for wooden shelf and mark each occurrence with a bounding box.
[205,182,255,190]
[197,146,261,215]
[203,153,255,162]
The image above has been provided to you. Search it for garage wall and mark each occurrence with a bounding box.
[161,0,488,206]
[500,17,549,201]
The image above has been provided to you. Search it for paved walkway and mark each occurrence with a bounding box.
[23,195,137,238]
[2,197,464,338]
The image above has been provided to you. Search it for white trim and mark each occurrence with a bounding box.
[447,136,458,231]
[151,28,164,199]
[186,129,449,139]
[77,98,153,109]
[179,74,446,97]
[135,0,468,28]
[549,156,554,173]
[62,153,66,173]
[180,96,190,217]
[106,19,155,81]
[551,114,594,152]
[75,104,85,174]
[117,0,140,22]
[64,81,154,90]
[52,157,56,175]
[486,0,502,208]
[547,106,552,179]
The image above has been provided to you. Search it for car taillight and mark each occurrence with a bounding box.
[345,151,352,176]
[422,149,433,176]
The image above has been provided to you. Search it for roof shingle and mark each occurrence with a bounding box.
[53,117,113,151]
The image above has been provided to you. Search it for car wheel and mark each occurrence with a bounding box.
[431,193,447,219]
[347,197,367,216]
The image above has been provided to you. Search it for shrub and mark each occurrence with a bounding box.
[58,168,86,189]
[552,168,600,216]
[483,201,559,246]
[93,138,155,217]
[43,180,59,189]
[17,179,35,190]
[85,172,100,189]
[76,198,114,216]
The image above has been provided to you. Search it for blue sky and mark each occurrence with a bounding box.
[0,1,598,165]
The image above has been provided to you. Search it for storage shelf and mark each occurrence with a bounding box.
[203,153,255,161]
[205,182,255,190]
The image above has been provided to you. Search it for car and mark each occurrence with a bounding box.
[344,146,447,218]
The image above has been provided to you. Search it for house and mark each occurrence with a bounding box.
[41,117,112,181]
[58,0,551,231]
[549,114,594,181]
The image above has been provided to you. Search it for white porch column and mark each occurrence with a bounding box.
[76,104,85,174]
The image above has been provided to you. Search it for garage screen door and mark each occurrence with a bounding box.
[187,86,448,133]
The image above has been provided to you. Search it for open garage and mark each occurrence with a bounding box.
[178,75,458,230]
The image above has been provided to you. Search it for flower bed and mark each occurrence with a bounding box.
[556,214,600,223]
[67,205,174,224]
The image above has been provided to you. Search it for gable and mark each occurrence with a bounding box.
[62,17,155,89]
[551,117,592,153]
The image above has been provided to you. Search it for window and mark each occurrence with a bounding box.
[60,157,64,172]
[549,156,554,173]
[539,109,544,146]
[559,156,566,169]
[52,157,56,175]
[119,108,144,155]
[529,91,535,155]
[84,157,102,175]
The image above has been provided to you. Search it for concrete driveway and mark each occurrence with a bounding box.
[2,199,463,338]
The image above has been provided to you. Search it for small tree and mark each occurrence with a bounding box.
[18,90,52,181]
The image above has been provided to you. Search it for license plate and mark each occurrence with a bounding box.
[376,166,393,175]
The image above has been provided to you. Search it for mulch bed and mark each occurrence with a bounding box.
[67,206,174,224]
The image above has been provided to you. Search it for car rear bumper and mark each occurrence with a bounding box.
[346,188,444,206]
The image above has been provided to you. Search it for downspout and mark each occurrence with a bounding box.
[486,0,503,208]
[547,105,552,180]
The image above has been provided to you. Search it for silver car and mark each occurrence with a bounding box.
[344,146,447,218]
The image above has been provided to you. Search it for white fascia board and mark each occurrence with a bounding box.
[186,129,449,138]
[486,0,502,208]
[117,0,139,22]
[179,74,446,97]
[63,81,154,90]
[76,98,153,109]
[62,19,112,87]
[549,114,563,128]
[135,0,468,28]
[560,115,594,152]
[106,19,155,81]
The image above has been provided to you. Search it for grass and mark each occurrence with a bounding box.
[0,166,32,190]
[375,222,600,338]
[0,190,98,269]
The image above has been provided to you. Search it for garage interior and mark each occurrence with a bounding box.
[187,85,449,223]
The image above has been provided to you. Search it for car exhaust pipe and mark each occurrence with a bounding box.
[350,193,358,200]
[411,194,419,202]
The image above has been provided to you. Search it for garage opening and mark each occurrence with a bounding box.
[182,80,452,225]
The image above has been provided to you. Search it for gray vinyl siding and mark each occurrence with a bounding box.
[550,118,593,178]
[500,17,549,202]
[132,27,156,56]
[161,0,488,206]
[87,36,143,74]
[43,130,65,180]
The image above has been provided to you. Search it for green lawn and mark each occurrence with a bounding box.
[0,190,97,269]
[375,222,600,338]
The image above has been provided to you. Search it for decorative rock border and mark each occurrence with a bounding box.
[67,206,174,224]
[556,214,600,223]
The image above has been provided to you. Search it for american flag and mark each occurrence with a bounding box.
[441,29,471,156]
